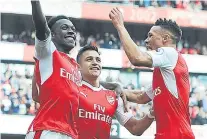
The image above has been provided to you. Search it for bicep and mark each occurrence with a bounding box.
[133,52,153,67]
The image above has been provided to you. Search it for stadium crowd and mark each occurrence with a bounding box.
[89,0,207,11]
[1,30,207,55]
[1,63,207,125]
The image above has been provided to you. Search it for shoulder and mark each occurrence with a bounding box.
[158,47,178,56]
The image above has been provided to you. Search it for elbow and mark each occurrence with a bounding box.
[129,125,144,136]
[130,130,143,136]
[129,57,143,67]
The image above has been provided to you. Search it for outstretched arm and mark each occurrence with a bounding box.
[124,89,151,104]
[31,0,50,40]
[124,112,154,136]
[109,8,152,67]
[100,81,121,91]
[115,97,154,136]
[100,81,152,104]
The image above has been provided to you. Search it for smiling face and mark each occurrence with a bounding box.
[79,50,102,80]
[51,19,76,52]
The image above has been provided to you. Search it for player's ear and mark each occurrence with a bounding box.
[163,34,170,43]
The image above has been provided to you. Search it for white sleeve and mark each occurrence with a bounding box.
[34,32,56,60]
[146,47,178,69]
[145,85,154,100]
[115,97,133,126]
[35,33,56,85]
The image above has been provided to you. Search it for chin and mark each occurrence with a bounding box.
[65,44,75,51]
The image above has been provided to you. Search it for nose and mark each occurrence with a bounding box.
[67,28,75,35]
[92,60,98,65]
[145,38,149,44]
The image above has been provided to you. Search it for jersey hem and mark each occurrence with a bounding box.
[29,128,77,139]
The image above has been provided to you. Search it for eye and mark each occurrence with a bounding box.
[71,26,76,31]
[61,25,68,30]
[96,58,101,63]
[148,34,152,37]
[86,57,92,61]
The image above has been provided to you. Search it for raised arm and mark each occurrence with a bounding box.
[31,0,50,40]
[109,8,152,67]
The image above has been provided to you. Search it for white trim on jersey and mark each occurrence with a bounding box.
[34,33,56,85]
[115,97,133,126]
[146,47,179,99]
[81,81,104,91]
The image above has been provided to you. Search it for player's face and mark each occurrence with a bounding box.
[79,50,102,79]
[145,26,164,50]
[52,19,76,51]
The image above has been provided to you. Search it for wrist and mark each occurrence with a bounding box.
[116,25,125,32]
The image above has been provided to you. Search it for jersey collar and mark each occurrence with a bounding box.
[82,80,104,91]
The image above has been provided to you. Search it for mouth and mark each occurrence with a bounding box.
[64,35,76,41]
[90,66,100,71]
[146,44,152,50]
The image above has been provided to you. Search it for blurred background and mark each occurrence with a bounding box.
[0,0,207,139]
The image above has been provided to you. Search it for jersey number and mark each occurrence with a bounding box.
[110,123,119,137]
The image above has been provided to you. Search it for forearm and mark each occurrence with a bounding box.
[31,0,50,40]
[124,90,150,104]
[116,26,145,66]
[100,81,119,90]
[125,115,154,136]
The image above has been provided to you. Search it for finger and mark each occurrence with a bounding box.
[116,7,121,13]
[109,11,115,19]
[109,13,112,19]
[111,8,116,15]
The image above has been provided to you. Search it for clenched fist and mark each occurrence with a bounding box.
[109,7,124,29]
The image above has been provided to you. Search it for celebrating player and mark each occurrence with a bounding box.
[109,8,195,139]
[76,45,154,139]
[26,1,81,139]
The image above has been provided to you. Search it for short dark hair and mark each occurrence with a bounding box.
[48,15,70,29]
[155,18,182,43]
[76,45,100,63]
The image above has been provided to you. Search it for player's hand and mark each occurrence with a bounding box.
[109,7,124,29]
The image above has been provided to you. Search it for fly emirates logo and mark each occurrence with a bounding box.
[60,68,81,86]
[79,104,112,124]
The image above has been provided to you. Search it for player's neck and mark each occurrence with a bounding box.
[56,46,69,54]
[82,77,100,88]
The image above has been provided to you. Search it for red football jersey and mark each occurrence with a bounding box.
[147,47,195,139]
[28,34,81,139]
[77,81,118,139]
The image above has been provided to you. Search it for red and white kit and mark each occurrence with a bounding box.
[26,33,81,139]
[146,47,195,139]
